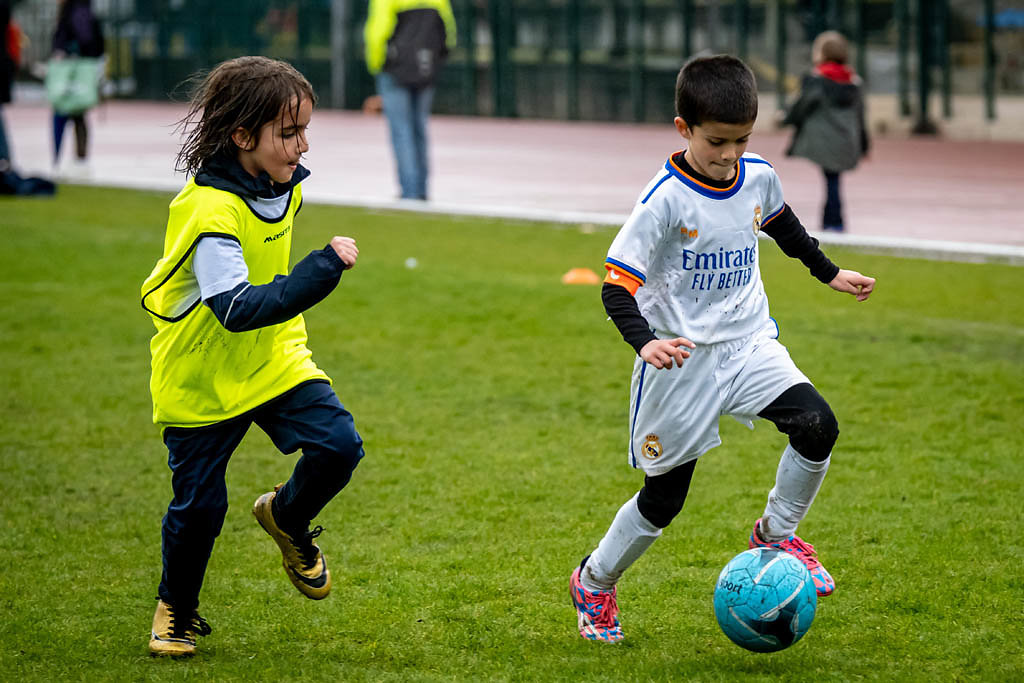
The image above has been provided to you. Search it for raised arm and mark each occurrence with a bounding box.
[194,236,357,333]
[761,205,874,301]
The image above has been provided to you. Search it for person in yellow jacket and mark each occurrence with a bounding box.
[365,0,455,199]
[141,56,365,657]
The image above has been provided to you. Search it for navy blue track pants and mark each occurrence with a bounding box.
[157,380,364,610]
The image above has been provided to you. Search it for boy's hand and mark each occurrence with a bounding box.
[330,236,359,269]
[829,269,875,301]
[640,337,696,369]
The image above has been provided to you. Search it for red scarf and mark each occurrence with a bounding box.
[815,62,854,83]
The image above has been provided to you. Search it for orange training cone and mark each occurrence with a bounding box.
[561,267,601,285]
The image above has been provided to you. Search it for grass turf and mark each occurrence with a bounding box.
[0,185,1022,681]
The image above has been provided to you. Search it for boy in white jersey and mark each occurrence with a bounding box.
[570,55,875,643]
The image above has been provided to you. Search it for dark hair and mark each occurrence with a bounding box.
[675,55,758,127]
[174,56,316,177]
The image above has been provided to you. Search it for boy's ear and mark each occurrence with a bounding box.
[674,116,693,140]
[231,127,255,151]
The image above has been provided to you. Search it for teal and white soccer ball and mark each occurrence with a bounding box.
[713,547,817,653]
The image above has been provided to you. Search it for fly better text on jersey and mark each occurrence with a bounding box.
[682,247,756,291]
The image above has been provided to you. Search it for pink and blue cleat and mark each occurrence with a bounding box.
[749,518,835,596]
[570,557,623,642]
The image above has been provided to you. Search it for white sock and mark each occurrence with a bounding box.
[581,493,662,592]
[761,444,830,541]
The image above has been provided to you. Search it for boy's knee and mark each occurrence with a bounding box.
[637,481,687,529]
[793,405,838,462]
[763,384,839,462]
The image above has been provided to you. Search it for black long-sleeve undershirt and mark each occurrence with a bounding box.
[603,204,839,355]
[761,204,839,284]
[603,283,657,355]
[205,245,346,332]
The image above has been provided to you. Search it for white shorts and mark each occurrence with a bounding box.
[626,319,809,476]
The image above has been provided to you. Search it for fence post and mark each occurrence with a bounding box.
[854,0,866,80]
[682,0,694,58]
[488,0,515,117]
[329,0,347,109]
[897,0,911,116]
[776,0,787,111]
[630,0,645,121]
[912,0,938,133]
[983,0,996,120]
[737,0,749,60]
[567,0,581,120]
[458,0,477,115]
[938,0,951,118]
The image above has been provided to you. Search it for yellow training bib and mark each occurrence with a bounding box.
[141,180,329,428]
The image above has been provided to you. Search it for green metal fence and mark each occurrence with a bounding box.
[12,0,1017,126]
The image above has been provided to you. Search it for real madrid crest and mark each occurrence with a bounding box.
[642,433,663,460]
[753,205,763,234]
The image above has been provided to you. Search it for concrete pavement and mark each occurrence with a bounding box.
[5,99,1023,263]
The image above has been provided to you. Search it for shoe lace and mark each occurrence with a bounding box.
[294,525,324,570]
[167,604,212,639]
[784,536,823,571]
[591,590,619,630]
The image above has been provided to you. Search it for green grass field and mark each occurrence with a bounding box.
[1,186,1022,681]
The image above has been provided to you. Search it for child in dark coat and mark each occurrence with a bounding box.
[783,31,869,232]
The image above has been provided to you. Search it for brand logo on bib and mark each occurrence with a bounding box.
[264,224,292,243]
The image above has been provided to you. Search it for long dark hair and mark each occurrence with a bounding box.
[174,56,316,177]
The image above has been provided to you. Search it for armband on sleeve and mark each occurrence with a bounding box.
[603,262,644,295]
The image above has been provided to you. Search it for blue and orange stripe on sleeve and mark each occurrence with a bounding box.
[604,259,645,295]
[761,204,787,228]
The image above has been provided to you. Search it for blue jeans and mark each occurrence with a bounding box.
[377,72,435,200]
[157,380,364,610]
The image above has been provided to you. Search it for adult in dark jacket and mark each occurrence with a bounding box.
[783,31,869,232]
[51,0,104,167]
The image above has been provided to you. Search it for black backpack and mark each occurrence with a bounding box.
[384,8,448,89]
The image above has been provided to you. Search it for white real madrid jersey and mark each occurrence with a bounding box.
[605,152,786,345]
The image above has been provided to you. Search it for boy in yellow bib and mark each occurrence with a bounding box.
[141,56,364,657]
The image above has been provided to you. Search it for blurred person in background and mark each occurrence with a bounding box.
[0,0,14,170]
[50,0,104,171]
[364,0,455,200]
[780,31,869,232]
[0,0,52,195]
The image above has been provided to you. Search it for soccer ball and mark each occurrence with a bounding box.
[713,547,817,653]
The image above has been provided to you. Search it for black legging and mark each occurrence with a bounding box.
[636,382,838,529]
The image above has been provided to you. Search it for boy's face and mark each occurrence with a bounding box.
[235,96,313,184]
[675,117,754,182]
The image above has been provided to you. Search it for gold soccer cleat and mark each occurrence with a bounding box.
[252,486,332,600]
[149,600,211,657]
